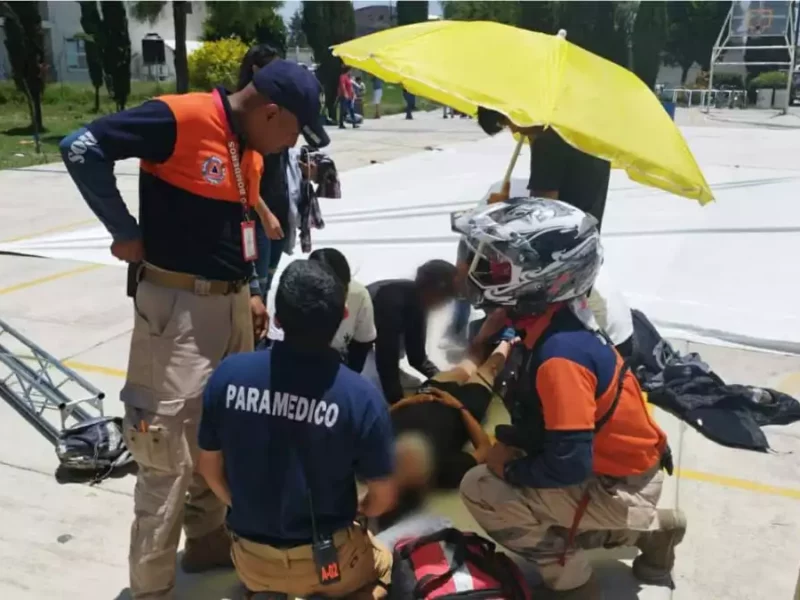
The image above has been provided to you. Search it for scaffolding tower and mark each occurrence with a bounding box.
[0,318,105,445]
[708,0,798,112]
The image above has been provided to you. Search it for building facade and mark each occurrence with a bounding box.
[0,1,206,84]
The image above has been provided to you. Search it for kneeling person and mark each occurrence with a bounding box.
[452,199,684,593]
[197,260,396,599]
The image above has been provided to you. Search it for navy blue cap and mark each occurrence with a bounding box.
[253,59,330,148]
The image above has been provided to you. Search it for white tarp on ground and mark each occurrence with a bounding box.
[2,128,800,351]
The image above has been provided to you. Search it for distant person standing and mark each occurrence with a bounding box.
[403,88,416,120]
[372,76,384,119]
[338,65,358,129]
[353,76,366,115]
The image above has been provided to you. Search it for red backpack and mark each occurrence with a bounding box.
[390,528,532,599]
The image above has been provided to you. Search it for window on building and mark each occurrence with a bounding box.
[65,38,87,70]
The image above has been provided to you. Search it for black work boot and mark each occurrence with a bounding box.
[181,525,233,573]
[632,508,687,588]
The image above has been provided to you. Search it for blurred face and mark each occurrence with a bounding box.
[244,102,300,155]
[395,443,431,489]
[422,290,452,311]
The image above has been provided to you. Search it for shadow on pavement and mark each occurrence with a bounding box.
[113,561,243,600]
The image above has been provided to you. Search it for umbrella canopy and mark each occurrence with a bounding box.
[332,20,714,204]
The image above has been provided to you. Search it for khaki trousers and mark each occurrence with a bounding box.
[232,524,393,599]
[121,278,253,599]
[460,464,663,591]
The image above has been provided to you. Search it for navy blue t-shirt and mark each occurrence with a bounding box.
[198,342,394,547]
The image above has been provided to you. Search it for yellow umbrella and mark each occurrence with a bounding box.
[332,20,714,204]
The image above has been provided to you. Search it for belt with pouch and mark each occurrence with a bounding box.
[139,264,246,296]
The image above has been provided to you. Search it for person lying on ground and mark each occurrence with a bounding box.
[367,260,458,404]
[378,326,519,530]
[452,198,683,594]
[197,259,396,599]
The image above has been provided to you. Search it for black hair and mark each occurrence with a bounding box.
[477,107,507,136]
[275,260,346,349]
[309,248,352,286]
[415,259,457,296]
[237,44,282,91]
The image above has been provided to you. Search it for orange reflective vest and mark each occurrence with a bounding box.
[140,91,263,207]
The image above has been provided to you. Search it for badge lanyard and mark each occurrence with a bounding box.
[213,90,258,263]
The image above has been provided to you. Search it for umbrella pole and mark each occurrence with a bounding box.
[489,135,527,204]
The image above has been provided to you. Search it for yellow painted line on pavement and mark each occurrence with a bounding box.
[777,372,800,394]
[0,218,96,243]
[37,361,800,502]
[0,263,103,296]
[677,468,800,501]
[62,360,127,379]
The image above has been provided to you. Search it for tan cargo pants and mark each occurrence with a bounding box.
[232,524,392,599]
[121,277,253,599]
[460,464,663,591]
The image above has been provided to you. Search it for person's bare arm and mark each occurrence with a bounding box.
[460,406,492,463]
[359,477,398,517]
[388,393,431,413]
[196,450,232,507]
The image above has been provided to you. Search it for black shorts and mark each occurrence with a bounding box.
[427,380,492,422]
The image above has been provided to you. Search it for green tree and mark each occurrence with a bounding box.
[396,0,428,26]
[631,0,668,90]
[204,1,287,56]
[0,1,46,141]
[664,1,731,85]
[287,8,307,48]
[302,0,355,116]
[553,1,629,68]
[130,1,190,93]
[188,38,249,90]
[101,1,132,110]
[744,36,790,84]
[518,1,557,34]
[78,1,105,111]
[441,0,519,25]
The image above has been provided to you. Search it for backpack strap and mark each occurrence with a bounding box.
[594,359,631,433]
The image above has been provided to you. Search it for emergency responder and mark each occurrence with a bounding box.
[475,107,636,358]
[59,59,330,599]
[452,198,685,593]
[197,259,395,599]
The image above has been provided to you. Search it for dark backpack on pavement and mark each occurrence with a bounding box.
[56,416,133,481]
[390,528,532,599]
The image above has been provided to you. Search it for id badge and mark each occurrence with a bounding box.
[313,538,341,585]
[241,220,258,262]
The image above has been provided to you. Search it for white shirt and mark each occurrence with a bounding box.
[587,262,634,346]
[268,280,377,358]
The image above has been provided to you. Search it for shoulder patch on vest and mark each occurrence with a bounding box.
[202,156,226,185]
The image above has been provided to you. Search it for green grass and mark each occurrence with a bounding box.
[0,80,169,171]
[0,79,437,171]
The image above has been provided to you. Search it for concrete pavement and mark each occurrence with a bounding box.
[0,109,799,599]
